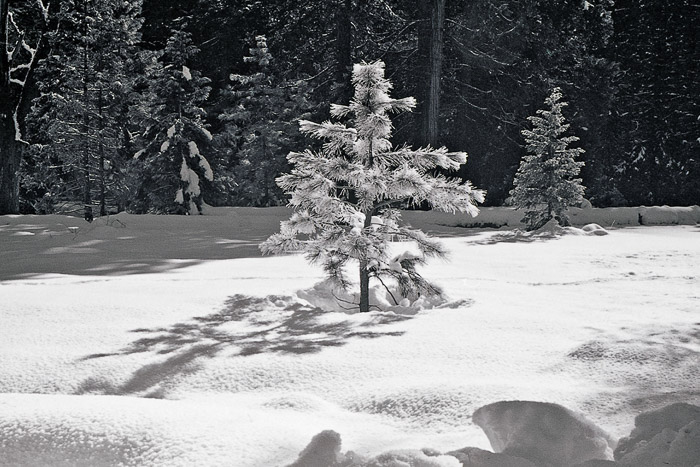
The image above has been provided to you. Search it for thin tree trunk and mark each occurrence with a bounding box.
[358,209,373,313]
[81,0,91,208]
[415,0,446,147]
[98,86,106,216]
[335,0,353,104]
[426,0,445,147]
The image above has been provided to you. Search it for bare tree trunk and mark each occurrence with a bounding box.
[426,0,445,147]
[0,116,21,214]
[0,0,53,214]
[0,0,20,214]
[335,0,353,104]
[81,0,92,208]
[358,209,373,313]
[416,0,446,147]
[98,86,106,216]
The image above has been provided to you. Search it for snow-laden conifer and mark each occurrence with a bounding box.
[261,61,484,312]
[510,87,585,231]
[131,25,213,214]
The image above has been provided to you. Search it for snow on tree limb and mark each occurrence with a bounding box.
[261,60,483,312]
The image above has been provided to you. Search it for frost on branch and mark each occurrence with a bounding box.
[261,60,484,312]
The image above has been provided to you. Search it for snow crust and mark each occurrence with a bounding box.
[0,206,698,466]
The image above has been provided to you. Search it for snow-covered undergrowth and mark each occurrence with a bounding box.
[0,206,698,466]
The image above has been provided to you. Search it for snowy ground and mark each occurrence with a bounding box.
[0,206,698,466]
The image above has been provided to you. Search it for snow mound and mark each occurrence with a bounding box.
[472,400,615,466]
[616,421,700,467]
[614,403,700,465]
[297,279,466,315]
[286,430,344,467]
[581,223,609,235]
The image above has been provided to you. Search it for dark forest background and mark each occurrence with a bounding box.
[1,0,697,215]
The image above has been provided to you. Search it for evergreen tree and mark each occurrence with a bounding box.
[215,35,312,206]
[612,0,699,205]
[261,61,484,313]
[510,87,585,231]
[131,23,213,214]
[24,0,144,215]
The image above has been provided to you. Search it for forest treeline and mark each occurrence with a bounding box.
[0,0,697,215]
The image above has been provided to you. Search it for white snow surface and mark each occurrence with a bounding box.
[0,206,699,466]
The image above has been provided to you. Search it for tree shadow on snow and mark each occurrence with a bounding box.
[471,229,565,245]
[566,321,700,414]
[77,295,409,396]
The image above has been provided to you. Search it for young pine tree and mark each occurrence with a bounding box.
[510,88,585,231]
[261,61,484,313]
[132,24,213,214]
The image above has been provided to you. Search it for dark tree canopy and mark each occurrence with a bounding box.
[1,0,696,214]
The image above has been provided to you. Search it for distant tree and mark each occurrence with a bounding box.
[24,0,144,215]
[131,23,214,214]
[510,87,585,230]
[261,61,484,312]
[215,35,312,206]
[612,0,700,205]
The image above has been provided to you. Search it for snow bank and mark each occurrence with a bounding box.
[614,403,700,466]
[472,401,615,466]
[401,205,700,230]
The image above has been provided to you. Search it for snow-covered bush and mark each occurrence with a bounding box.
[510,87,585,230]
[261,61,483,312]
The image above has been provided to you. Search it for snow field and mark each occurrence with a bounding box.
[1,207,699,465]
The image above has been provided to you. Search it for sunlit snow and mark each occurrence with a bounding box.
[0,206,698,466]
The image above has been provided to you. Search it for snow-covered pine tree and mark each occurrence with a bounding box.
[510,87,585,231]
[132,23,213,214]
[261,61,484,313]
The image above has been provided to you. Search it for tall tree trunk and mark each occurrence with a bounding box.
[426,0,445,147]
[416,0,446,147]
[335,0,353,104]
[0,0,53,214]
[98,86,106,216]
[0,116,21,214]
[0,0,19,214]
[81,0,91,207]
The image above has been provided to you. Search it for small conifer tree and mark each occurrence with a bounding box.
[132,25,213,214]
[510,87,585,230]
[261,61,484,312]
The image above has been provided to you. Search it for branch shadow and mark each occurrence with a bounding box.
[470,229,565,245]
[77,294,410,396]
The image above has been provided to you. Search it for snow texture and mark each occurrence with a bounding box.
[0,206,698,466]
[614,403,700,465]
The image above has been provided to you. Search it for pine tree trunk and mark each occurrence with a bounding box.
[358,210,373,313]
[335,0,353,104]
[426,0,445,147]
